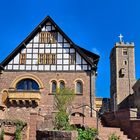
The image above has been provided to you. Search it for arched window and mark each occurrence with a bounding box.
[76,81,83,94]
[16,79,39,91]
[60,81,65,90]
[52,81,57,93]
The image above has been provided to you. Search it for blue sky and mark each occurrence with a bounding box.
[0,0,140,97]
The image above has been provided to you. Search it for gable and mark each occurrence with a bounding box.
[1,16,99,72]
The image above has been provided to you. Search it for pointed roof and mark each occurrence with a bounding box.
[0,16,100,70]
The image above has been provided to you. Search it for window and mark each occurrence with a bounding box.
[69,54,75,64]
[123,60,127,65]
[123,49,127,55]
[39,31,57,44]
[20,54,26,64]
[38,54,45,64]
[60,81,65,90]
[38,54,56,64]
[52,81,57,93]
[16,79,39,91]
[76,81,83,94]
[119,68,125,78]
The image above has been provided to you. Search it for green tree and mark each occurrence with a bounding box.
[54,88,75,130]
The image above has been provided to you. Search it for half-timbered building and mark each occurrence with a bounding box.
[0,16,99,139]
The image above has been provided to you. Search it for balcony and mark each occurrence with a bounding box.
[8,90,41,106]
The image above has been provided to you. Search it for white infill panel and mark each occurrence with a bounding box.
[8,65,12,70]
[57,60,62,64]
[58,33,63,42]
[9,60,13,65]
[63,54,69,59]
[42,26,45,31]
[27,49,32,53]
[63,60,69,64]
[39,49,44,53]
[52,44,56,48]
[76,65,82,70]
[57,54,62,59]
[57,65,62,71]
[58,43,62,48]
[33,44,38,48]
[51,49,56,53]
[57,49,62,53]
[63,65,68,70]
[83,65,88,70]
[76,53,81,64]
[26,60,32,64]
[27,54,32,59]
[14,54,19,64]
[26,65,31,70]
[33,54,38,59]
[21,48,26,53]
[70,48,75,53]
[64,43,70,48]
[45,44,51,48]
[44,65,50,70]
[38,65,44,71]
[32,65,37,70]
[46,26,51,31]
[32,60,37,65]
[45,49,50,53]
[52,26,55,30]
[27,44,32,48]
[34,34,39,43]
[20,65,25,70]
[40,44,44,48]
[13,65,19,70]
[51,65,56,71]
[63,48,69,53]
[83,59,87,65]
[70,65,75,70]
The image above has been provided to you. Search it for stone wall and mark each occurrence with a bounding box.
[36,130,78,140]
[102,109,140,139]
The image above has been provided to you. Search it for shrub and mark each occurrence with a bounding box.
[77,127,98,140]
[108,133,121,140]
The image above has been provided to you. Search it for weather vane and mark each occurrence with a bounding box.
[118,34,123,42]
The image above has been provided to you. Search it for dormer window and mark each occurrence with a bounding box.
[39,31,57,44]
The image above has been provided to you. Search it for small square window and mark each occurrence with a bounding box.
[123,49,127,55]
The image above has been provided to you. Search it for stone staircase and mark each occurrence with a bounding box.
[98,117,131,140]
[98,125,131,140]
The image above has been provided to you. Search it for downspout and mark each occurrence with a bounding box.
[90,67,96,117]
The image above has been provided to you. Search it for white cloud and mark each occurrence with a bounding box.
[92,47,100,55]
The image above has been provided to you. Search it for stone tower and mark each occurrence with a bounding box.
[110,35,136,111]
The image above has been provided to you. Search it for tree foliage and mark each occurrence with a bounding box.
[54,88,75,130]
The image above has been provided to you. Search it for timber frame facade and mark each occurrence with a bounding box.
[0,16,100,139]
